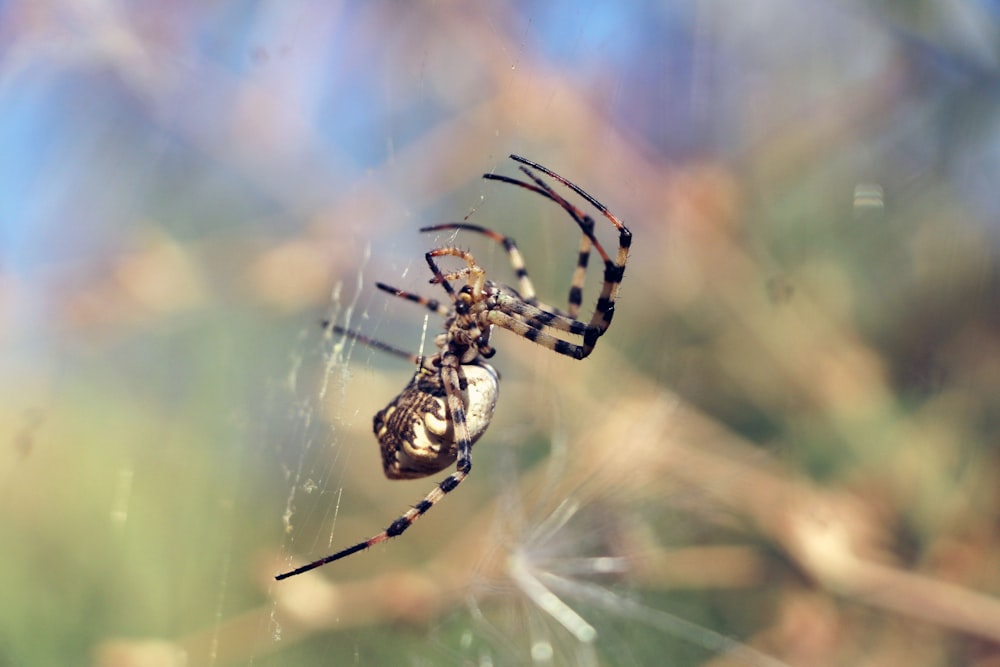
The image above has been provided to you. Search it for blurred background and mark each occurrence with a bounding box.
[2,1,1000,665]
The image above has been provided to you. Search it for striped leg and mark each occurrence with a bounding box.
[480,175,595,317]
[486,309,587,359]
[319,282,450,365]
[484,155,632,348]
[322,322,420,364]
[420,223,542,306]
[492,290,588,337]
[425,247,486,296]
[274,360,473,579]
[375,282,450,317]
[507,155,632,338]
[567,227,594,319]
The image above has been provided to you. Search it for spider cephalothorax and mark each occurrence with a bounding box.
[276,154,631,580]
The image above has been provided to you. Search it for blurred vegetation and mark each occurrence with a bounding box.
[2,2,1000,666]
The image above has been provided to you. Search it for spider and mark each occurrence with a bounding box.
[275,154,631,580]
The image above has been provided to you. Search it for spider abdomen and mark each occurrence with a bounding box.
[374,361,499,480]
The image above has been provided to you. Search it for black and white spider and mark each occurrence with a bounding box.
[276,155,631,580]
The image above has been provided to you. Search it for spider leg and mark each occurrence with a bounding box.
[274,360,474,580]
[567,231,593,320]
[425,248,486,296]
[492,289,588,336]
[507,155,632,337]
[420,223,542,306]
[375,282,450,317]
[509,155,616,218]
[480,173,594,317]
[318,281,451,366]
[486,156,632,355]
[422,222,584,321]
[321,322,421,364]
[509,164,610,317]
[485,309,586,359]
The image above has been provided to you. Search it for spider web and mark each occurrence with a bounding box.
[5,1,999,667]
[267,263,788,667]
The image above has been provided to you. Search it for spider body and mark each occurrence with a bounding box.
[276,154,631,580]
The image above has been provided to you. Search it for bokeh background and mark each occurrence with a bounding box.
[3,2,1000,666]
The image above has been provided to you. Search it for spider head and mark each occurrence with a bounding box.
[455,283,486,314]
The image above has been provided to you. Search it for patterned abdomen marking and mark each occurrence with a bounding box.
[375,362,499,479]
